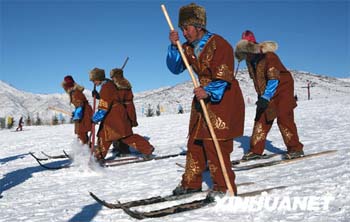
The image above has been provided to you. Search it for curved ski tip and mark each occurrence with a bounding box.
[121,207,146,220]
[89,192,99,200]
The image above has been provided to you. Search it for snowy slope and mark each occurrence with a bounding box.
[133,70,350,115]
[0,95,349,222]
[0,81,94,124]
[1,70,350,123]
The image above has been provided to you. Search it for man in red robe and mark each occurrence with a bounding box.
[62,75,92,144]
[235,30,304,160]
[166,3,245,195]
[89,68,154,161]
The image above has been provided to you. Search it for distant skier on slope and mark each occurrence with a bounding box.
[235,30,304,160]
[16,116,23,131]
[62,75,93,144]
[89,68,154,161]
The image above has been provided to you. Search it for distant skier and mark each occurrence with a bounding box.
[62,75,93,144]
[156,104,161,116]
[89,68,154,161]
[177,103,184,114]
[16,116,23,131]
[235,30,304,160]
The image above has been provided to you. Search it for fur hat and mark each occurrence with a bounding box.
[89,67,105,81]
[62,75,75,89]
[110,68,124,78]
[235,30,278,62]
[242,30,257,43]
[178,3,206,29]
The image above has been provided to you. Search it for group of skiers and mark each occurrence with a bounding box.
[62,67,154,161]
[62,3,304,197]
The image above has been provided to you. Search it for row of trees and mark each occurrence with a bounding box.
[0,113,71,129]
[142,103,185,117]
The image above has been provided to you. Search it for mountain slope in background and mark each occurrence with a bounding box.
[1,70,349,123]
[134,70,350,115]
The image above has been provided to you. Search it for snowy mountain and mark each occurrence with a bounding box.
[0,81,92,124]
[1,70,350,123]
[133,70,350,115]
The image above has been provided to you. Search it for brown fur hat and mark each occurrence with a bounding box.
[61,75,84,93]
[178,3,206,29]
[61,75,75,89]
[235,39,278,62]
[110,68,124,78]
[89,67,105,81]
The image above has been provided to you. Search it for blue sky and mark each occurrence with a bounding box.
[1,0,349,94]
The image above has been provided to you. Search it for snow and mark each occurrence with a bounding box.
[1,95,350,222]
[2,70,350,123]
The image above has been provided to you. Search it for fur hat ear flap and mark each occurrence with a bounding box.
[234,40,260,61]
[259,41,278,53]
[74,84,84,92]
[234,40,278,61]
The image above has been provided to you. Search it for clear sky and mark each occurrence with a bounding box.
[1,0,349,94]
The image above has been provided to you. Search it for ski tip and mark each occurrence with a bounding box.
[89,192,105,205]
[121,207,146,220]
[89,192,99,201]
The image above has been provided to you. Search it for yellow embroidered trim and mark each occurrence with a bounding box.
[184,153,201,184]
[208,109,229,130]
[200,39,215,72]
[98,99,109,110]
[251,122,266,146]
[267,67,280,80]
[216,64,233,82]
[279,124,293,144]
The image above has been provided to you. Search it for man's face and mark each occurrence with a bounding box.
[181,25,202,44]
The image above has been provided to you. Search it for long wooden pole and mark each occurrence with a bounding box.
[48,106,72,115]
[121,56,129,70]
[90,85,97,154]
[161,4,234,196]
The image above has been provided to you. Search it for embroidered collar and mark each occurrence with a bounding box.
[191,31,213,57]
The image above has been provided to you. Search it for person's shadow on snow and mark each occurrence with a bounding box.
[0,153,28,165]
[200,135,286,189]
[0,157,69,197]
[68,202,102,222]
[234,135,286,154]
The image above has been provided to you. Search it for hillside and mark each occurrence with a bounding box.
[1,70,349,123]
[133,70,350,115]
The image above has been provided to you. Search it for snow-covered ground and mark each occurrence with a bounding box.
[1,96,349,222]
